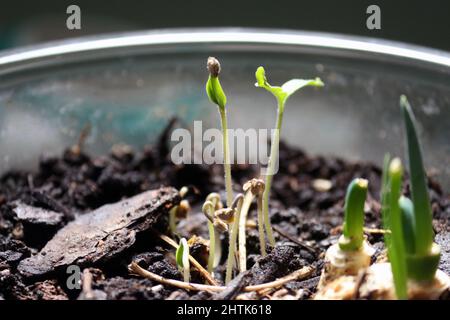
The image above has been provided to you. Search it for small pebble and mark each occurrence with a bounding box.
[312,179,332,192]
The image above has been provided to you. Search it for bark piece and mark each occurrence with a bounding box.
[12,201,65,248]
[13,201,64,226]
[18,188,179,278]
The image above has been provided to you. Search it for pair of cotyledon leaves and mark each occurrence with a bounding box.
[206,65,324,109]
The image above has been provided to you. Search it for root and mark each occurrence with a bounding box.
[129,262,314,295]
[272,225,317,254]
[129,262,223,293]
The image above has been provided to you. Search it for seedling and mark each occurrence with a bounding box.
[339,178,368,251]
[224,194,244,284]
[176,238,190,283]
[318,178,374,288]
[202,192,239,283]
[202,192,224,274]
[237,179,265,271]
[255,66,324,246]
[400,95,440,283]
[206,57,233,207]
[168,186,189,234]
[169,200,190,235]
[377,96,449,299]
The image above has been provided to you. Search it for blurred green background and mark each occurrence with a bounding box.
[0,0,449,51]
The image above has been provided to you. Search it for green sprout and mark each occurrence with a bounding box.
[381,156,408,299]
[255,66,324,246]
[202,192,223,274]
[317,177,373,289]
[400,95,440,282]
[206,57,233,207]
[338,178,368,251]
[176,238,190,282]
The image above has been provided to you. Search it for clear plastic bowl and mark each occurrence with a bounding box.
[0,28,449,189]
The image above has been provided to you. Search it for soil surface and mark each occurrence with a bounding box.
[0,122,448,300]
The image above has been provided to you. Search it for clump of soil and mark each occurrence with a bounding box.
[0,122,448,300]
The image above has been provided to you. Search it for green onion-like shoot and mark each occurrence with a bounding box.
[338,178,368,251]
[381,157,408,299]
[255,66,324,247]
[400,95,440,282]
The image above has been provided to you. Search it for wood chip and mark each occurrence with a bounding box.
[18,188,179,278]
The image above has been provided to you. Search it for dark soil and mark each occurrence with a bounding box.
[0,122,448,300]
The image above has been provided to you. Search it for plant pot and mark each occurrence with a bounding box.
[0,28,449,300]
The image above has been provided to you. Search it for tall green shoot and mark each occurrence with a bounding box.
[255,66,324,246]
[381,157,408,299]
[400,95,440,282]
[206,57,233,207]
[400,96,433,255]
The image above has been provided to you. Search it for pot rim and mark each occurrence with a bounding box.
[1,28,450,76]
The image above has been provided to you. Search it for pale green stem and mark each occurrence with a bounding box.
[183,259,190,283]
[262,101,284,246]
[206,193,222,268]
[219,107,233,208]
[213,229,222,268]
[207,220,215,274]
[238,191,255,272]
[225,197,243,284]
[257,194,267,256]
[203,201,218,275]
